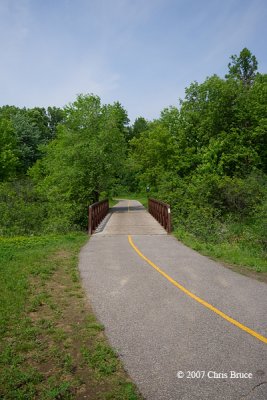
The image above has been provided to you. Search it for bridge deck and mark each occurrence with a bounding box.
[95,199,167,235]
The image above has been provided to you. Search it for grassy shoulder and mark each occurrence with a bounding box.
[0,233,142,400]
[173,227,267,282]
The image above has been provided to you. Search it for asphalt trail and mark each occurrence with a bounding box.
[79,200,267,400]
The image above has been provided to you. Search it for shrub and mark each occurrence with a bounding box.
[0,180,46,236]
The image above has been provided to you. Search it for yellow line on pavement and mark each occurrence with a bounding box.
[128,235,267,344]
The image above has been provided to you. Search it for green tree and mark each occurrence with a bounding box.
[0,117,18,181]
[31,94,128,230]
[129,120,176,191]
[226,47,258,87]
[47,106,65,139]
[12,109,43,173]
[0,106,20,181]
[132,117,148,137]
[129,48,267,236]
[0,105,62,178]
[125,117,148,143]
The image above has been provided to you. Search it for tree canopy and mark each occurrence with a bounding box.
[0,48,266,243]
[30,94,128,230]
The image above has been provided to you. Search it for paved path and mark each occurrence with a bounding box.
[79,200,267,400]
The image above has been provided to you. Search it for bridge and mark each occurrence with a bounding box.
[79,199,267,400]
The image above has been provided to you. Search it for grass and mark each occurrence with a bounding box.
[0,233,142,399]
[173,227,267,281]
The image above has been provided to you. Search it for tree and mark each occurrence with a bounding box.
[0,105,63,178]
[124,117,148,143]
[31,94,128,230]
[226,47,258,87]
[129,120,176,191]
[47,106,65,139]
[27,107,50,143]
[12,109,43,173]
[129,48,266,236]
[132,117,148,137]
[0,106,20,181]
[0,116,18,181]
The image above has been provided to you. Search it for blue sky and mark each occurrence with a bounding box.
[0,0,266,122]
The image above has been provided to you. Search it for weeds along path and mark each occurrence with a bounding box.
[79,200,267,400]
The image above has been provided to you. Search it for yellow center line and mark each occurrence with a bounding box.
[128,235,267,345]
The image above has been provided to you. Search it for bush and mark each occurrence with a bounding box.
[213,172,267,217]
[0,180,46,236]
[177,205,223,243]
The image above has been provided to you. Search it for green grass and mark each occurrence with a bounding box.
[0,233,142,399]
[174,227,267,276]
[109,198,120,208]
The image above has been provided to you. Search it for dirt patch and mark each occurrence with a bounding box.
[48,249,71,260]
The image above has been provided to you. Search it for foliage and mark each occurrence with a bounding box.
[0,179,46,236]
[30,94,128,230]
[128,48,267,266]
[124,117,148,143]
[0,105,63,179]
[226,47,258,87]
[0,106,20,180]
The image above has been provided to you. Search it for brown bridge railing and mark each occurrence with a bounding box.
[148,198,171,233]
[88,199,109,234]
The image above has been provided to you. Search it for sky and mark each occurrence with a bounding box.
[0,0,266,123]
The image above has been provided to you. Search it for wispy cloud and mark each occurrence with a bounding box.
[0,0,266,121]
